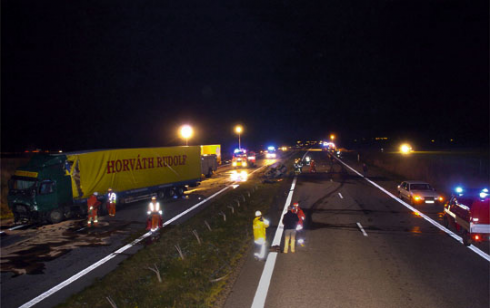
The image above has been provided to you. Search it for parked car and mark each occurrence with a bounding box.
[397,181,444,205]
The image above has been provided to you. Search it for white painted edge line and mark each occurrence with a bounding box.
[336,157,490,263]
[19,185,232,308]
[338,192,343,199]
[356,222,368,237]
[251,176,297,308]
[251,150,309,308]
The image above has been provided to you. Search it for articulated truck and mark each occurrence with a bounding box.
[8,146,215,224]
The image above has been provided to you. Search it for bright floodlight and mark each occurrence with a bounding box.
[180,125,193,145]
[235,126,243,134]
[400,143,412,154]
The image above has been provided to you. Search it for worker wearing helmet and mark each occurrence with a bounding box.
[292,202,306,246]
[253,211,270,260]
[107,188,117,217]
[147,196,163,231]
[87,192,101,227]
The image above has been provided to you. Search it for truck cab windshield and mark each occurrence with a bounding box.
[9,178,37,194]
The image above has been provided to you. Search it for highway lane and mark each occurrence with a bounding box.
[225,150,489,308]
[0,160,270,308]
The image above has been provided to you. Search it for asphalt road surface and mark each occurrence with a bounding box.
[0,159,273,308]
[224,150,489,308]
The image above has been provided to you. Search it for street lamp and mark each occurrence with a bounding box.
[235,125,243,150]
[330,134,335,141]
[180,125,193,146]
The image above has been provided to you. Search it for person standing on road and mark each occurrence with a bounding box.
[107,188,117,217]
[147,196,163,231]
[253,211,270,260]
[362,163,368,177]
[87,192,101,227]
[292,202,306,246]
[309,159,317,173]
[282,205,299,253]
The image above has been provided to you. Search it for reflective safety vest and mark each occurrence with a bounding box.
[149,201,160,212]
[294,207,305,226]
[253,217,269,242]
[108,192,117,203]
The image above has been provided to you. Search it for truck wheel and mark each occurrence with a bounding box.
[462,231,471,246]
[158,190,165,199]
[176,186,185,196]
[409,197,414,205]
[167,188,175,198]
[49,209,64,224]
[399,193,403,200]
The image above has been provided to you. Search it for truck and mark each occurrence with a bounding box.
[232,149,248,168]
[201,145,220,177]
[443,187,490,246]
[8,146,205,224]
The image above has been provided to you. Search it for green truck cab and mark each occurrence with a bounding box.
[8,154,74,223]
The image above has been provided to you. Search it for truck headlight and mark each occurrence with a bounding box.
[232,162,237,166]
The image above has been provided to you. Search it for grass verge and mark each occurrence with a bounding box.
[57,178,282,308]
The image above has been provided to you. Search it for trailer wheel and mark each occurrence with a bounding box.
[49,209,64,224]
[462,230,471,246]
[167,188,175,198]
[158,190,165,199]
[176,186,185,197]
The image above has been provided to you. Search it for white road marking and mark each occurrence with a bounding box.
[338,192,343,199]
[18,185,233,308]
[356,222,368,237]
[251,150,309,308]
[251,177,297,308]
[0,231,4,234]
[336,157,490,263]
[9,224,27,231]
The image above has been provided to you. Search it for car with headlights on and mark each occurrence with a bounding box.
[397,181,444,205]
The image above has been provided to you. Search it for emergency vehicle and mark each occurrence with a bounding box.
[443,187,490,246]
[247,151,257,167]
[232,149,248,168]
[265,146,276,159]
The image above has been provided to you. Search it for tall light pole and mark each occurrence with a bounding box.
[235,125,243,150]
[180,125,193,146]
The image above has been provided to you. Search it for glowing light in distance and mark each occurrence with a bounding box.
[235,125,243,134]
[400,143,412,154]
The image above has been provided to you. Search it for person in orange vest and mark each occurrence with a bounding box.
[292,202,306,246]
[87,192,101,227]
[147,196,163,231]
[107,188,117,217]
[309,159,317,173]
[253,211,270,260]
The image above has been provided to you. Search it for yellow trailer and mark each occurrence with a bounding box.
[201,144,221,165]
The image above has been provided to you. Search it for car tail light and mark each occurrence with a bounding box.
[438,196,444,201]
[474,234,480,241]
[414,196,421,201]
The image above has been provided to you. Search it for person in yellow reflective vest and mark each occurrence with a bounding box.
[107,188,117,217]
[253,211,269,260]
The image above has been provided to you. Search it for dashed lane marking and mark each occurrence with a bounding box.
[335,157,490,263]
[356,222,368,237]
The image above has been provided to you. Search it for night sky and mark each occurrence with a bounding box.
[2,0,489,153]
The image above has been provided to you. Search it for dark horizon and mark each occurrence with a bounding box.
[2,1,489,153]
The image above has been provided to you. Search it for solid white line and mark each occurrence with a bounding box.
[338,192,343,199]
[18,185,232,308]
[251,177,297,308]
[336,157,490,263]
[356,222,368,237]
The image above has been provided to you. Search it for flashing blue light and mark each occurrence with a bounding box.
[480,192,488,199]
[482,188,489,193]
[455,187,463,194]
[234,149,240,153]
[267,146,275,151]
